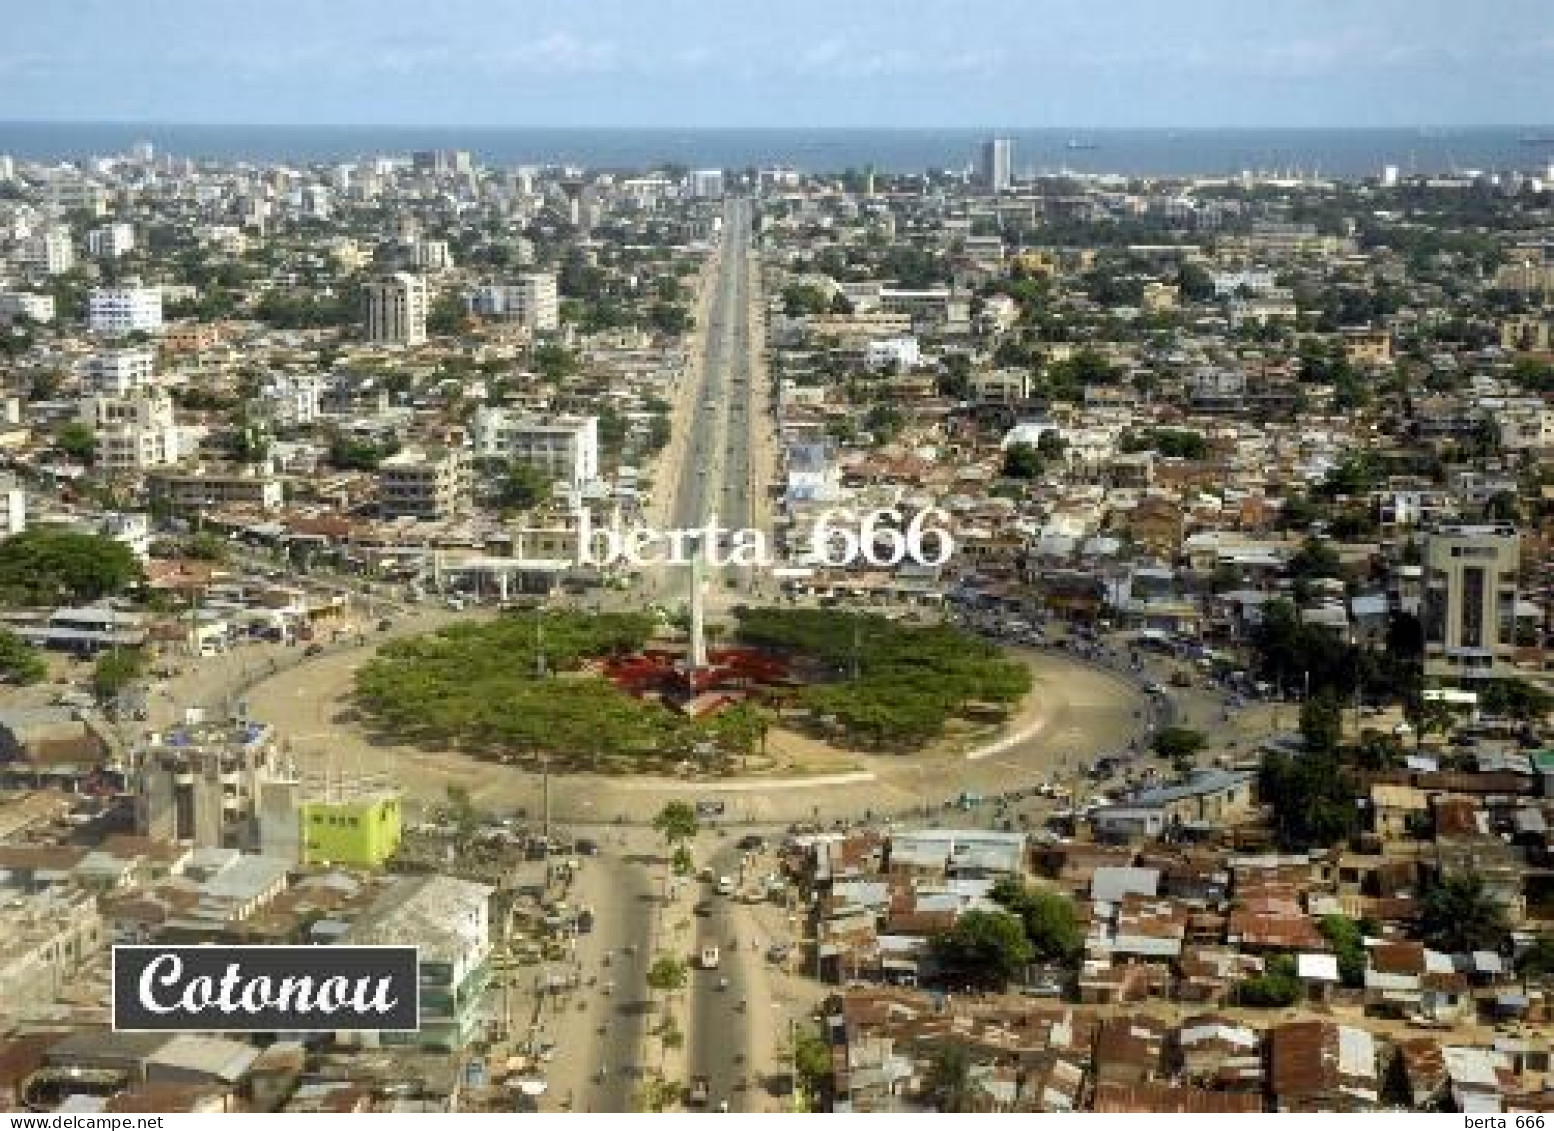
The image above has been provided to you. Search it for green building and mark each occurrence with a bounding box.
[300,793,402,869]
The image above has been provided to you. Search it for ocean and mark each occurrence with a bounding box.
[1,123,1551,179]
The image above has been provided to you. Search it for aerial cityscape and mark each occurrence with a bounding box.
[0,0,1551,1119]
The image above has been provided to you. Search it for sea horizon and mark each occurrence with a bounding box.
[3,121,1552,178]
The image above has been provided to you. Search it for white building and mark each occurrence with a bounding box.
[300,185,332,220]
[81,347,157,395]
[88,284,164,336]
[364,273,428,345]
[864,336,921,371]
[21,226,74,275]
[468,272,559,331]
[689,169,725,199]
[378,447,471,520]
[87,222,136,258]
[0,292,54,325]
[470,409,598,488]
[413,239,453,272]
[0,478,25,536]
[1211,269,1278,297]
[979,138,1014,192]
[80,389,182,473]
[260,373,326,427]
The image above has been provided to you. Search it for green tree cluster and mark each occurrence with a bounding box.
[0,528,141,605]
[736,608,1031,749]
[0,628,47,685]
[930,909,1033,988]
[1258,747,1357,849]
[989,876,1083,962]
[1235,954,1302,1007]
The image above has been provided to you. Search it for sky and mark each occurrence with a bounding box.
[0,0,1549,128]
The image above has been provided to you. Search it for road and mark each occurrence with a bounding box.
[686,841,755,1111]
[663,196,762,599]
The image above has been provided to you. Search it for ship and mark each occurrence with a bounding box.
[1065,139,1099,151]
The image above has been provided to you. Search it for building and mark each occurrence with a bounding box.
[136,721,281,849]
[88,284,164,336]
[148,469,284,513]
[81,347,157,395]
[0,291,55,324]
[468,273,559,331]
[979,138,1014,193]
[342,875,493,1050]
[299,793,402,870]
[87,222,136,258]
[20,226,74,275]
[363,273,428,346]
[79,389,182,473]
[377,447,471,520]
[470,409,598,489]
[259,373,325,427]
[412,239,452,272]
[1422,524,1522,682]
[0,889,104,1008]
[689,169,725,198]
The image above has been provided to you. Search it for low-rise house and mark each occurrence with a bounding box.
[1268,1021,1380,1112]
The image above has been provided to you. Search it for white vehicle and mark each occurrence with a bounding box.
[715,875,735,896]
[700,946,721,970]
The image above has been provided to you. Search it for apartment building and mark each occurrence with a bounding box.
[259,373,325,427]
[470,409,598,488]
[86,222,136,258]
[0,291,55,324]
[468,272,559,331]
[20,225,74,275]
[148,469,284,513]
[79,389,181,473]
[377,447,471,520]
[1422,524,1522,682]
[364,272,428,345]
[81,347,157,395]
[88,283,164,336]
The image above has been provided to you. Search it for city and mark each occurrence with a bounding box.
[0,5,1550,1120]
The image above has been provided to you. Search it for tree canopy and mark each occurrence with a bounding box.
[0,528,142,605]
[930,909,1033,988]
[0,628,47,685]
[736,608,1030,749]
[1420,872,1510,954]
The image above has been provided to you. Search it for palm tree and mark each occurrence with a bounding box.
[1420,872,1510,953]
[923,1042,982,1113]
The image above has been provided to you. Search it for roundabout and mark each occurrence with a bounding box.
[239,604,1155,825]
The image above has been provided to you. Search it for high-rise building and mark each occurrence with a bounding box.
[87,222,135,258]
[979,137,1014,193]
[689,169,725,198]
[87,283,163,335]
[364,273,428,345]
[1422,524,1522,681]
[468,273,558,331]
[471,409,598,488]
[22,226,75,275]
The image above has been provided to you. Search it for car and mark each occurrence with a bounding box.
[736,834,765,851]
[693,900,712,917]
[699,946,721,970]
[377,618,393,632]
[575,908,595,934]
[575,837,599,856]
[1144,682,1166,695]
[303,643,325,657]
[715,876,735,896]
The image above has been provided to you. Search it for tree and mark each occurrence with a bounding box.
[0,528,141,605]
[651,801,699,848]
[792,1025,832,1100]
[425,292,467,336]
[1259,748,1357,849]
[1001,442,1043,480]
[1420,872,1510,954]
[443,783,479,840]
[1152,726,1207,762]
[500,461,553,510]
[54,422,97,464]
[92,647,147,703]
[989,876,1083,962]
[0,628,47,685]
[922,1042,982,1113]
[1318,914,1368,987]
[1515,934,1554,981]
[645,954,688,994]
[1235,954,1302,1007]
[1299,692,1343,753]
[930,909,1033,988]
